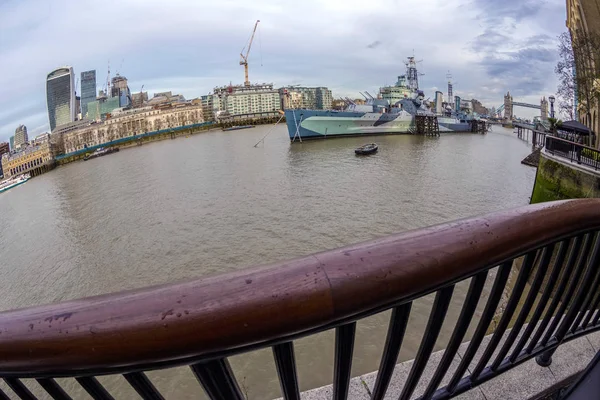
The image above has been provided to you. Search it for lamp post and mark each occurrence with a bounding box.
[549,96,555,119]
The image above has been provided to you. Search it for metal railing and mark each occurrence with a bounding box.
[545,135,600,170]
[1,200,600,400]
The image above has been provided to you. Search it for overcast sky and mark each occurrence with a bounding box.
[0,0,567,141]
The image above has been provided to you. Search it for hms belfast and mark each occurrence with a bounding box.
[284,57,485,141]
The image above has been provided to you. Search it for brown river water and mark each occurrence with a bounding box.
[0,125,536,399]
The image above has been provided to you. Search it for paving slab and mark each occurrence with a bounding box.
[548,336,597,382]
[360,348,485,400]
[274,376,370,400]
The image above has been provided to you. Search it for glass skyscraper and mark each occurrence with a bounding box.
[46,67,75,131]
[80,70,96,119]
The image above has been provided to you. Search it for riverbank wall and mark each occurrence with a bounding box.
[530,151,600,203]
[220,115,284,129]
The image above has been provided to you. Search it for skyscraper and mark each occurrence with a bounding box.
[9,136,14,151]
[80,70,96,118]
[14,125,28,149]
[111,74,131,107]
[46,66,75,131]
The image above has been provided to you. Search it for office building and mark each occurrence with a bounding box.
[0,142,8,177]
[9,136,14,151]
[210,83,280,118]
[147,92,186,107]
[280,86,333,110]
[14,125,28,149]
[111,74,131,107]
[132,91,149,108]
[86,96,120,121]
[0,142,9,157]
[1,141,55,178]
[80,70,96,118]
[46,67,75,131]
[59,103,204,154]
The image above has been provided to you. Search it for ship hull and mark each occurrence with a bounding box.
[284,109,414,140]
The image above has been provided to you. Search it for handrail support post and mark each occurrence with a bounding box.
[535,352,553,367]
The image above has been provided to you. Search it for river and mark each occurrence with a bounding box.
[0,125,536,399]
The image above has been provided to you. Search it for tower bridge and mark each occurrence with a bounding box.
[502,91,548,120]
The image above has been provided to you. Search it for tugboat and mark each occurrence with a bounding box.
[355,143,378,155]
[83,147,119,161]
[222,125,254,132]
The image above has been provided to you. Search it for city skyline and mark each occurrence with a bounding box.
[0,0,567,141]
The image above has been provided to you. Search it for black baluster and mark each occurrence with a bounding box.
[493,244,555,365]
[581,290,600,329]
[471,250,537,378]
[272,342,300,400]
[538,233,600,366]
[123,373,164,400]
[422,271,488,399]
[190,358,244,400]
[540,234,594,348]
[333,322,357,400]
[445,262,511,394]
[36,379,72,400]
[592,300,600,326]
[4,379,36,400]
[527,236,582,354]
[75,377,115,400]
[400,286,455,400]
[570,258,600,333]
[371,302,412,400]
[511,242,567,361]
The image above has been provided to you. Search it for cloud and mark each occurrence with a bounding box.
[0,0,568,140]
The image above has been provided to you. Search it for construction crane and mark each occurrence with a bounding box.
[239,20,260,87]
[138,85,144,107]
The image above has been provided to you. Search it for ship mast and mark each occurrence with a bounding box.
[406,57,419,91]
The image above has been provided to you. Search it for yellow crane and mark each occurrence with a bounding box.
[239,20,260,87]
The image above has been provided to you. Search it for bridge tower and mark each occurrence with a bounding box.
[504,91,513,120]
[540,97,548,120]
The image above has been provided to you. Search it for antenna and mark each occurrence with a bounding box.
[105,60,111,95]
[117,58,124,75]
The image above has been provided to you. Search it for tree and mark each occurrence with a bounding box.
[556,31,600,125]
[548,117,562,132]
[555,33,576,120]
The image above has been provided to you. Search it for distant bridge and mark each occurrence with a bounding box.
[512,102,541,110]
[503,92,548,120]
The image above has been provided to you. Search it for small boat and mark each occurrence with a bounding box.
[0,173,30,194]
[222,125,254,132]
[83,147,119,161]
[355,143,378,155]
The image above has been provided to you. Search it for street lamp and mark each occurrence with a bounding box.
[549,96,555,119]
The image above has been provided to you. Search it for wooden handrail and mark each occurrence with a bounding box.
[2,199,600,377]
